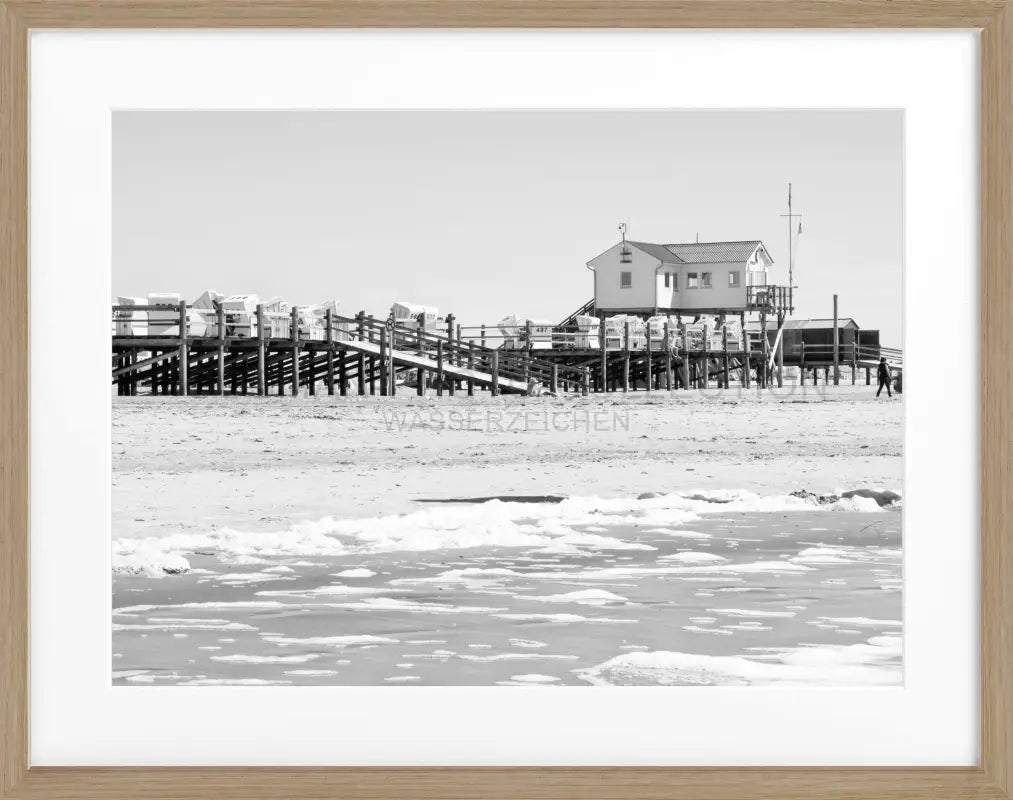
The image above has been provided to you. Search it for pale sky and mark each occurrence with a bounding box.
[113,109,903,344]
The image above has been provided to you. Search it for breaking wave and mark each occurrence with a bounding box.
[113,487,901,576]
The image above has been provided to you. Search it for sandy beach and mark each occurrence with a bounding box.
[111,386,903,687]
[113,385,901,541]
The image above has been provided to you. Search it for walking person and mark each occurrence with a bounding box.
[876,356,892,398]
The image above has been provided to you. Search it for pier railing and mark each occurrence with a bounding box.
[111,302,902,396]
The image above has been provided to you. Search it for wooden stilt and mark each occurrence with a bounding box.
[622,320,630,392]
[664,322,673,391]
[178,301,189,396]
[550,363,559,394]
[722,327,730,389]
[702,328,710,389]
[491,350,499,397]
[645,323,652,392]
[216,302,225,395]
[356,311,366,396]
[598,310,607,393]
[801,341,807,385]
[776,313,784,389]
[681,327,690,390]
[467,342,475,397]
[290,307,300,396]
[256,304,266,396]
[326,310,335,396]
[436,339,444,397]
[379,328,389,397]
[447,315,457,396]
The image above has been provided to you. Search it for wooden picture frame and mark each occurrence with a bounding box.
[1,3,1009,798]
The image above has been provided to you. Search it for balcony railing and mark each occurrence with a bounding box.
[746,285,791,313]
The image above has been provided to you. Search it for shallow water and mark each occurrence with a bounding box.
[112,507,901,686]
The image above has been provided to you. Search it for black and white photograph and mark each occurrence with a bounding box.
[110,109,903,687]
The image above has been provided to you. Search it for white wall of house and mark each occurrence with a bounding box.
[589,242,772,313]
[588,243,663,312]
[656,266,679,309]
[675,261,748,311]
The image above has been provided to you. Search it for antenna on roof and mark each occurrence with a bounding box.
[619,222,632,263]
[696,232,699,243]
[780,183,803,315]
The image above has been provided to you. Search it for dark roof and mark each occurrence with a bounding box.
[664,241,765,264]
[784,318,860,330]
[627,241,684,264]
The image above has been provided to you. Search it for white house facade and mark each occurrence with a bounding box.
[587,240,774,316]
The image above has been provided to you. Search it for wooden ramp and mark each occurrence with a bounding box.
[336,336,531,394]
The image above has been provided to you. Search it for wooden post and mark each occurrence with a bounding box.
[436,339,444,397]
[722,326,730,389]
[550,363,559,394]
[702,324,710,389]
[581,366,589,396]
[467,341,475,397]
[742,327,751,389]
[379,327,389,397]
[776,315,784,389]
[339,353,348,396]
[325,309,335,396]
[481,325,486,349]
[851,340,858,385]
[524,319,533,385]
[490,350,499,396]
[664,322,673,391]
[215,302,225,395]
[356,311,366,396]
[367,315,376,395]
[681,326,690,390]
[256,304,266,396]
[832,293,840,386]
[800,340,807,386]
[598,310,607,393]
[177,301,189,396]
[389,339,396,397]
[417,367,425,397]
[622,320,630,392]
[290,306,300,396]
[447,315,456,396]
[760,310,768,389]
[645,322,653,392]
[866,367,871,386]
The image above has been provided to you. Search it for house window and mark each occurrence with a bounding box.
[672,273,678,291]
[728,270,741,288]
[701,272,712,288]
[687,272,699,289]
[664,272,670,288]
[620,271,632,289]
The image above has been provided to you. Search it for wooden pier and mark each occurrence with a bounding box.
[112,302,900,397]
